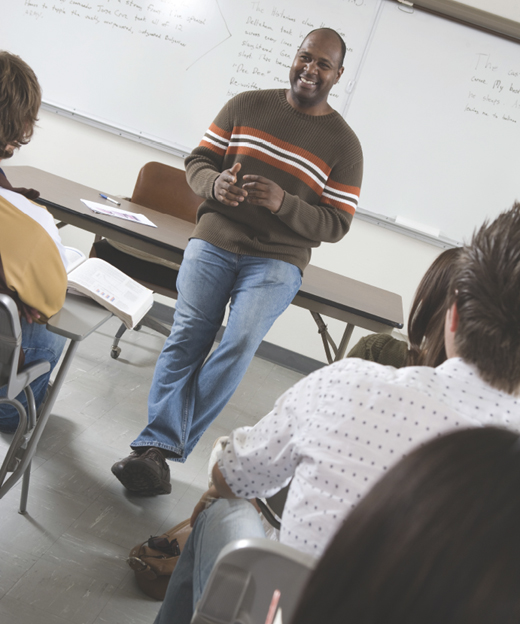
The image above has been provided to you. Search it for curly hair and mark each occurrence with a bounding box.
[0,51,41,160]
[450,203,520,394]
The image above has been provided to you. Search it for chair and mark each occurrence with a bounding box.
[0,293,113,514]
[0,294,51,512]
[256,484,290,531]
[191,538,316,624]
[90,161,204,359]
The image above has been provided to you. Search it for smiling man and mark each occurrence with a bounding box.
[112,29,364,496]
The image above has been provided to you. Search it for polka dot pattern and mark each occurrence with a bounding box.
[217,357,520,557]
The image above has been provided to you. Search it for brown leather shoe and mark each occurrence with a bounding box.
[111,448,172,495]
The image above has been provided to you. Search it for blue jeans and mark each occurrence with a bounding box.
[132,239,302,460]
[154,498,266,624]
[0,319,67,433]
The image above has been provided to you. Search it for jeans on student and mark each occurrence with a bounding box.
[0,319,67,433]
[154,498,266,624]
[132,239,302,460]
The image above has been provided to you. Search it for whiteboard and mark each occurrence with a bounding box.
[2,0,381,154]
[346,1,520,243]
[2,0,520,243]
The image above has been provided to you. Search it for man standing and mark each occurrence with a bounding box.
[112,28,363,495]
[154,204,520,624]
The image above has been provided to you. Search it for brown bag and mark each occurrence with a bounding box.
[127,518,192,600]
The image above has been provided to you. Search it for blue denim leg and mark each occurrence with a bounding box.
[132,239,302,460]
[154,498,266,624]
[0,319,67,433]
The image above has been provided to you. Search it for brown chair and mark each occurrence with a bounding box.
[90,162,203,359]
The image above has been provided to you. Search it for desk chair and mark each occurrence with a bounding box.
[191,538,316,624]
[0,294,112,514]
[90,161,203,359]
[0,294,51,512]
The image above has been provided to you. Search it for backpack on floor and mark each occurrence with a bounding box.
[127,518,192,600]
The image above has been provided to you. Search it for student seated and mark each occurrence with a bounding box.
[290,426,520,624]
[347,245,461,367]
[153,204,520,624]
[0,51,68,433]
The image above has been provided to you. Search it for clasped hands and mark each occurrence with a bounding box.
[213,162,283,214]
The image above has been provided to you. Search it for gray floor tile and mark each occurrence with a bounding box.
[0,321,303,622]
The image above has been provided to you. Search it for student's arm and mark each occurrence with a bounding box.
[189,467,237,527]
[0,168,40,200]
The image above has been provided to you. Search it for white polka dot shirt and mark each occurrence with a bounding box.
[217,357,520,556]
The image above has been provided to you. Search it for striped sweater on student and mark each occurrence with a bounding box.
[185,89,363,272]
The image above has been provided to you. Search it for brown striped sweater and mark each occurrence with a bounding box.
[185,89,363,272]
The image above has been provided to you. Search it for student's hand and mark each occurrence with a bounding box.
[242,175,284,213]
[190,485,220,527]
[19,303,41,324]
[0,170,40,200]
[13,187,40,200]
[213,163,248,207]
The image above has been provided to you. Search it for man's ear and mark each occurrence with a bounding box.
[444,302,460,359]
[447,302,459,333]
[334,66,344,84]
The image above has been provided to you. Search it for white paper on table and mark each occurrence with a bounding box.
[81,199,157,227]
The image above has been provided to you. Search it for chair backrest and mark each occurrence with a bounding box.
[0,294,22,398]
[131,162,203,224]
[191,538,317,624]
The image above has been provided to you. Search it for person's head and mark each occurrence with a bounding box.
[407,246,461,367]
[290,426,520,624]
[287,28,345,116]
[446,203,520,394]
[0,51,41,160]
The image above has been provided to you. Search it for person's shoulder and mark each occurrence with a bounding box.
[327,111,362,144]
[311,356,402,387]
[349,333,409,368]
[230,88,281,106]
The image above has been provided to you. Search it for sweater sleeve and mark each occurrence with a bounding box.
[184,100,232,199]
[347,333,409,368]
[275,156,363,244]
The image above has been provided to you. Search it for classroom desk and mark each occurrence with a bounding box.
[5,166,404,362]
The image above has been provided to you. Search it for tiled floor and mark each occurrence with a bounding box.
[0,317,304,624]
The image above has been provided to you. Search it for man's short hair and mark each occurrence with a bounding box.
[0,51,41,160]
[302,28,347,67]
[450,202,520,394]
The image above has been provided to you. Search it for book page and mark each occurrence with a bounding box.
[67,258,153,327]
[64,246,86,273]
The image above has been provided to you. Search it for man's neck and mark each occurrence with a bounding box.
[285,90,333,116]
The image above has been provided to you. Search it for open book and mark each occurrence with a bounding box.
[65,250,153,329]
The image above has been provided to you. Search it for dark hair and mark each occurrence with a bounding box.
[291,427,520,624]
[450,203,520,394]
[0,51,41,160]
[302,28,347,67]
[407,246,461,367]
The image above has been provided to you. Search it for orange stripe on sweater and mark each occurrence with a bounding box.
[323,195,356,215]
[200,139,227,156]
[234,126,331,176]
[326,179,361,197]
[228,145,323,196]
[208,122,231,141]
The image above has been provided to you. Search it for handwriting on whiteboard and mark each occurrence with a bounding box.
[465,53,519,124]
[21,0,366,104]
